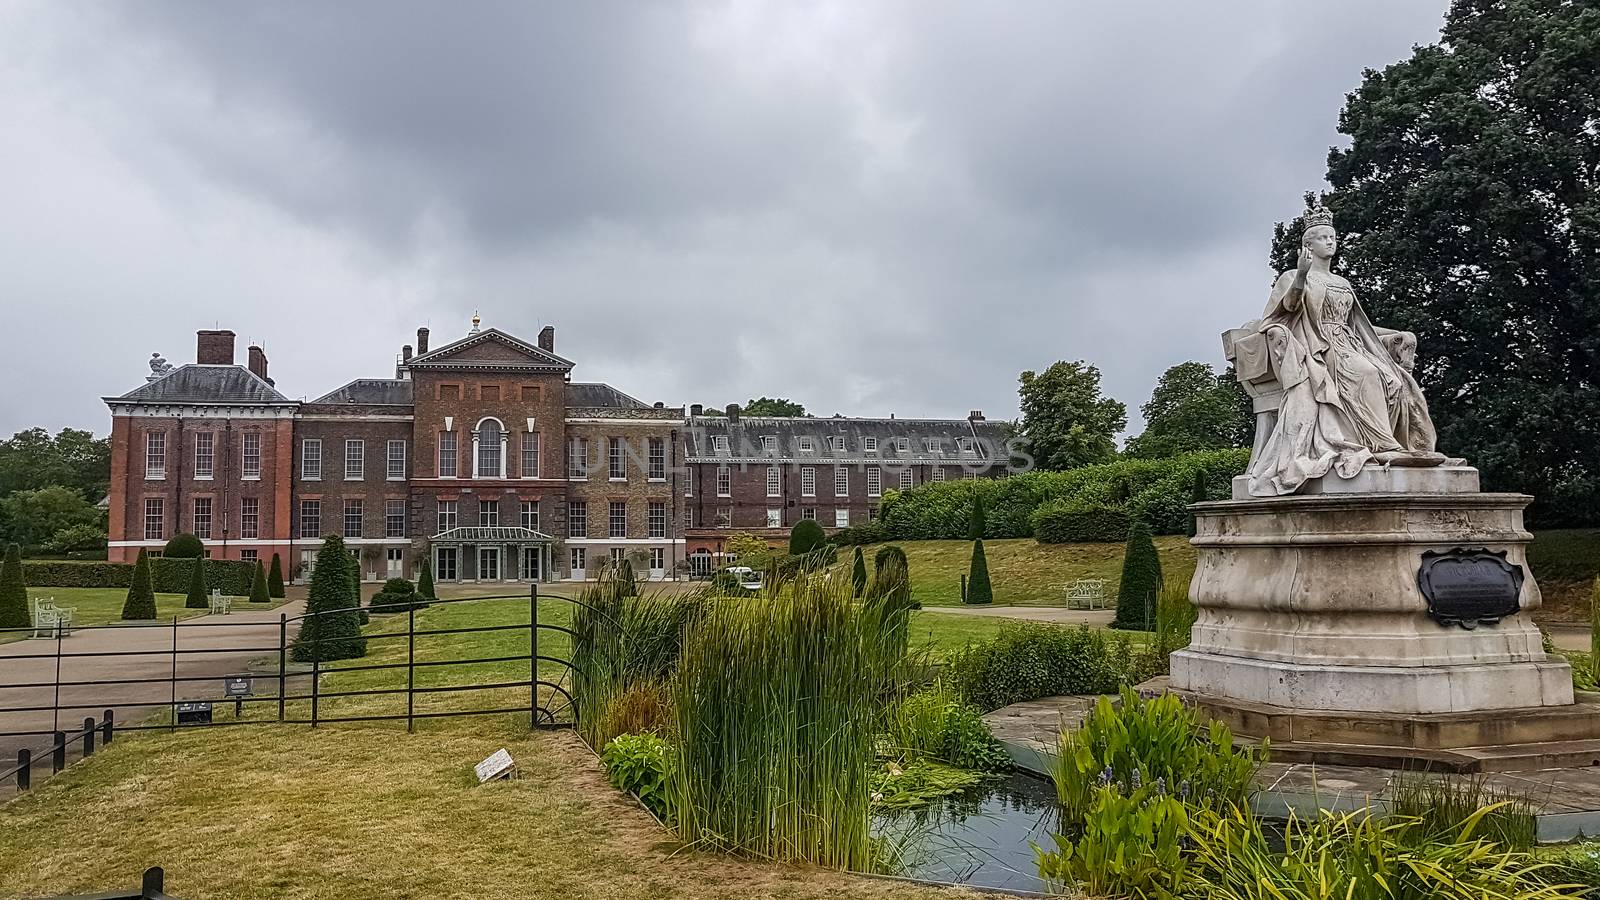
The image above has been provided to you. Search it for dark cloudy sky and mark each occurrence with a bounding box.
[0,1,1450,439]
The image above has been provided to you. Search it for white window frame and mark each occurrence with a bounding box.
[609,500,628,538]
[835,509,849,528]
[761,435,777,454]
[801,466,816,497]
[684,468,693,497]
[568,437,589,480]
[713,435,730,453]
[766,508,782,528]
[798,437,814,453]
[649,547,665,572]
[959,436,977,456]
[343,498,363,539]
[387,440,407,480]
[386,499,406,538]
[716,465,731,497]
[863,436,878,453]
[648,437,666,481]
[569,547,586,575]
[828,435,845,453]
[609,437,626,480]
[648,501,667,539]
[474,418,506,479]
[437,499,457,532]
[192,497,212,538]
[299,499,321,539]
[194,433,214,480]
[900,468,914,490]
[867,467,882,497]
[144,498,164,540]
[894,437,910,453]
[241,433,261,480]
[145,432,166,480]
[438,431,457,479]
[345,439,365,481]
[520,500,539,531]
[479,499,500,527]
[301,439,322,480]
[568,500,588,538]
[240,497,259,539]
[932,467,946,482]
[801,507,816,521]
[834,467,848,497]
[521,432,540,479]
[766,466,781,497]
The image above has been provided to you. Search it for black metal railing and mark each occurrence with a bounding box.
[45,866,175,899]
[0,586,577,792]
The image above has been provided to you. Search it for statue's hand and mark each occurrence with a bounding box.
[1296,247,1313,278]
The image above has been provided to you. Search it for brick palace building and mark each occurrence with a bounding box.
[104,321,1008,583]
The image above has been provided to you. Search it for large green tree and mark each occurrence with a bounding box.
[1279,0,1600,525]
[0,428,111,502]
[0,486,102,549]
[1017,361,1127,472]
[1125,362,1253,459]
[741,397,808,418]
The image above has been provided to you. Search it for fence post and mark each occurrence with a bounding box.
[102,709,114,746]
[537,576,544,723]
[311,651,321,729]
[52,625,63,735]
[142,866,165,895]
[51,732,65,773]
[278,613,288,724]
[82,716,96,757]
[169,615,179,732]
[16,749,29,791]
[406,603,415,734]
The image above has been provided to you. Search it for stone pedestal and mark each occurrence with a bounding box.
[1170,471,1572,716]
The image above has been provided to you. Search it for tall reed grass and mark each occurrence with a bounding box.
[671,571,906,870]
[570,575,702,748]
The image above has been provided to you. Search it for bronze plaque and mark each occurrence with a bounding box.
[1417,548,1524,629]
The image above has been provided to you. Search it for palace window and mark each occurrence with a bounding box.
[766,508,782,528]
[648,501,666,538]
[568,437,589,478]
[240,497,259,539]
[192,497,212,538]
[301,439,322,480]
[828,435,845,452]
[569,547,586,574]
[801,507,816,521]
[716,466,731,497]
[436,547,458,582]
[761,435,777,453]
[387,440,406,480]
[194,433,214,479]
[520,500,539,531]
[609,500,627,538]
[900,468,914,490]
[766,466,781,497]
[568,500,588,538]
[713,435,730,453]
[609,437,626,480]
[521,432,539,478]
[144,498,164,540]
[715,506,731,527]
[684,468,693,497]
[958,436,977,456]
[801,467,816,497]
[648,438,666,480]
[345,440,364,480]
[240,549,258,562]
[438,432,457,478]
[863,437,878,453]
[386,500,406,538]
[932,467,946,482]
[343,499,363,538]
[299,500,321,539]
[835,509,849,528]
[475,419,504,478]
[145,433,167,479]
[479,499,499,527]
[437,499,457,531]
[894,437,910,453]
[798,437,814,453]
[242,433,261,479]
[834,467,848,497]
[650,547,665,572]
[867,467,882,497]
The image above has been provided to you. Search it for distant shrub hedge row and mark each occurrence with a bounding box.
[22,558,258,595]
[877,449,1249,541]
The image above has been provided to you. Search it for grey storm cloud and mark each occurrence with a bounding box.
[0,1,1449,438]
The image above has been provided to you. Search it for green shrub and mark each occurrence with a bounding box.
[1031,500,1131,544]
[1035,783,1191,898]
[789,519,827,555]
[1050,687,1264,825]
[268,553,286,598]
[887,685,1010,772]
[850,546,867,598]
[879,448,1249,540]
[289,536,366,662]
[121,550,157,621]
[370,577,424,614]
[1113,519,1163,631]
[0,544,29,630]
[831,520,889,546]
[944,623,1142,712]
[601,732,675,821]
[184,553,209,609]
[249,560,270,603]
[965,539,993,604]
[162,533,205,558]
[20,561,132,588]
[1389,773,1538,851]
[1151,582,1197,673]
[19,558,253,595]
[415,556,435,600]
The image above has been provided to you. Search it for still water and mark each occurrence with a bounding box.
[873,769,1060,894]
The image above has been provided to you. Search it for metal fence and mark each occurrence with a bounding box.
[0,588,576,793]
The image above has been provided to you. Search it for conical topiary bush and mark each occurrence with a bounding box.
[121,550,157,620]
[290,536,366,662]
[416,556,436,604]
[184,557,209,609]
[966,538,993,605]
[268,552,286,598]
[1113,519,1163,631]
[249,559,270,603]
[0,543,29,630]
[851,546,867,598]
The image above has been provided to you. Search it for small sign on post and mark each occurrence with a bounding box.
[475,748,517,783]
[225,674,253,718]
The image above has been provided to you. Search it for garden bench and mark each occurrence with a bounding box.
[208,589,232,615]
[31,597,76,639]
[1063,579,1108,610]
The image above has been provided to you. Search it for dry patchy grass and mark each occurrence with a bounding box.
[0,720,970,900]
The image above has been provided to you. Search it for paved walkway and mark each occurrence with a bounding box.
[0,600,304,784]
[919,604,1116,626]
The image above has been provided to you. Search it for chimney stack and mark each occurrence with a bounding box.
[538,326,555,352]
[247,344,269,382]
[402,344,413,363]
[968,410,985,422]
[416,327,430,355]
[653,401,664,409]
[690,403,703,417]
[197,329,236,365]
[726,403,740,423]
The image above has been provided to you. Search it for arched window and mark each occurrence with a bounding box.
[475,418,505,478]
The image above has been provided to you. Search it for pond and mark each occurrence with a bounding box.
[873,769,1060,894]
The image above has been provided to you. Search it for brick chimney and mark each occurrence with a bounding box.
[726,403,740,423]
[416,327,430,355]
[402,344,413,363]
[968,410,985,422]
[247,344,269,382]
[538,326,555,353]
[197,330,236,365]
[690,403,703,417]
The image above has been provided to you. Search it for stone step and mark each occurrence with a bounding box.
[1262,738,1600,774]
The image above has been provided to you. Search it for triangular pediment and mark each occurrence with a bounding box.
[407,328,574,372]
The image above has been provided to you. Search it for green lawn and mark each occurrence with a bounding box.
[1,588,215,644]
[835,536,1196,608]
[1527,528,1600,622]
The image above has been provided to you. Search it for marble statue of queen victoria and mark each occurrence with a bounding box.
[1229,205,1448,496]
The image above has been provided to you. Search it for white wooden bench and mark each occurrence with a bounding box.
[208,588,232,616]
[1063,578,1108,610]
[31,597,76,639]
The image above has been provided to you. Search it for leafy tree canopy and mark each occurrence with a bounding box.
[0,428,110,503]
[1277,0,1600,525]
[0,485,101,549]
[742,397,809,418]
[1125,362,1253,459]
[1017,361,1127,472]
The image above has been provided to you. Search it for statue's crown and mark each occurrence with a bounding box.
[1302,204,1335,231]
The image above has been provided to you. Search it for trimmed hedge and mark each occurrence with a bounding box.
[877,448,1249,541]
[21,558,257,595]
[830,520,889,546]
[945,623,1148,713]
[1032,501,1131,544]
